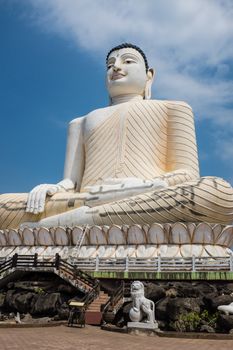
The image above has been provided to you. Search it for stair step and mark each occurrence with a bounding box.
[85,290,110,314]
[88,304,102,308]
[85,311,102,325]
[90,300,104,303]
[93,299,108,303]
[90,301,105,304]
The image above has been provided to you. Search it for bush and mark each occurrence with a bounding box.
[34,287,45,295]
[170,310,217,332]
[200,309,217,328]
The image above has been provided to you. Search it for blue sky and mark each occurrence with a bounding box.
[1,0,233,193]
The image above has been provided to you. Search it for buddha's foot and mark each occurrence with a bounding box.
[20,221,40,229]
[20,205,95,229]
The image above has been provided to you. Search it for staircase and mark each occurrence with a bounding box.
[85,291,110,325]
[0,253,112,325]
[102,281,131,323]
[0,253,98,294]
[56,258,96,293]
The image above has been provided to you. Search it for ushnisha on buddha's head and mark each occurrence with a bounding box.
[106,43,154,102]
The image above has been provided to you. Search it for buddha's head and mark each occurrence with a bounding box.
[106,43,154,102]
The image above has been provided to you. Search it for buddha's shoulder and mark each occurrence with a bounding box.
[143,99,193,112]
[69,115,86,126]
[68,106,118,133]
[70,105,117,123]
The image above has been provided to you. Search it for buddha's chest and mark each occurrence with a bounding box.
[81,102,168,186]
[84,101,168,147]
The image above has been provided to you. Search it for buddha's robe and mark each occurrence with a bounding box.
[80,100,199,190]
[0,100,233,229]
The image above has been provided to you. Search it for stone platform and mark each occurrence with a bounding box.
[0,223,233,259]
[127,321,158,330]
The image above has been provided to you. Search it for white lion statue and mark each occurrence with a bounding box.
[129,281,155,324]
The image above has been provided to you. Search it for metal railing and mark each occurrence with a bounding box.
[0,254,97,290]
[74,255,233,272]
[103,281,130,315]
[82,281,100,310]
[1,254,233,273]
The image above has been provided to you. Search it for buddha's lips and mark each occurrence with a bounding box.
[111,73,126,80]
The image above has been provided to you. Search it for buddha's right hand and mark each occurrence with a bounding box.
[26,184,65,214]
[82,177,168,207]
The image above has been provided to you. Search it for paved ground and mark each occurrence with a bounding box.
[0,326,233,350]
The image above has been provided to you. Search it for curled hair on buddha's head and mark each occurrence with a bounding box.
[106,43,149,72]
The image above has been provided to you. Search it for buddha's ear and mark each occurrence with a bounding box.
[144,68,155,100]
[147,68,155,81]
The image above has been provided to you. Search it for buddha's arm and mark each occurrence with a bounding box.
[82,177,168,207]
[61,116,85,191]
[26,117,85,214]
[159,101,200,186]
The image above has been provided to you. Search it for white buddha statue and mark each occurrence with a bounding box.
[1,43,233,230]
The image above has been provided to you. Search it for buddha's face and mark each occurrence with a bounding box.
[106,48,150,99]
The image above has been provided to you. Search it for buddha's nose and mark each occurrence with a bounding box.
[113,65,120,71]
[113,59,121,71]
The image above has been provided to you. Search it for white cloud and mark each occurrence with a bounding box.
[212,125,233,185]
[217,139,233,161]
[24,0,233,162]
[25,0,233,116]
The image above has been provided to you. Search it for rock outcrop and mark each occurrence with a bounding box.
[108,281,233,333]
[0,272,84,321]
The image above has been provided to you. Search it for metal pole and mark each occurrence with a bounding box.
[230,254,233,272]
[192,255,196,272]
[55,253,60,270]
[33,253,38,267]
[125,256,129,272]
[158,254,161,272]
[12,253,18,268]
[95,255,99,271]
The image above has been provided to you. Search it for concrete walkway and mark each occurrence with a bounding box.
[0,325,233,350]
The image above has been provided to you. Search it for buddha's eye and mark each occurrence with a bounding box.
[107,63,114,70]
[125,59,133,64]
